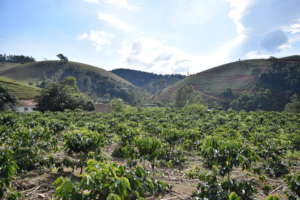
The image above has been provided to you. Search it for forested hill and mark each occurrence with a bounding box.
[111,68,185,95]
[156,55,300,111]
[0,61,150,104]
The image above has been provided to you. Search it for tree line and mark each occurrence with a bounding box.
[0,54,35,64]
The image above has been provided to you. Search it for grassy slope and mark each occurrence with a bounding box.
[156,59,272,104]
[0,61,132,85]
[0,77,40,99]
[0,61,150,103]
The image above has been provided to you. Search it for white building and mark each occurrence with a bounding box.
[16,100,37,113]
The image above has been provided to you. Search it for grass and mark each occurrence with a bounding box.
[156,59,272,104]
[0,77,40,99]
[0,61,132,85]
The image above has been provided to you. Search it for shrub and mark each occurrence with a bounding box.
[53,160,171,200]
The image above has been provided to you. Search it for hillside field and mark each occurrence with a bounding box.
[0,77,40,99]
[1,107,299,200]
[0,61,149,104]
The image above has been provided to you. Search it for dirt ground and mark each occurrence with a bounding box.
[12,144,297,200]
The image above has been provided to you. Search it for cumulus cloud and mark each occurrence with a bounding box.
[78,30,114,50]
[83,0,99,4]
[101,0,138,11]
[226,0,254,35]
[260,30,288,52]
[235,0,300,56]
[118,37,233,74]
[98,13,133,32]
[84,0,137,11]
[283,18,300,34]
[119,38,191,74]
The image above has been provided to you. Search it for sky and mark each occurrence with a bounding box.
[1,0,300,74]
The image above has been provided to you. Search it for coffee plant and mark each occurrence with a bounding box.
[53,160,170,200]
[0,106,299,199]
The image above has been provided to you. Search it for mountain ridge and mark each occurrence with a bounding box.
[111,68,185,95]
[0,60,148,104]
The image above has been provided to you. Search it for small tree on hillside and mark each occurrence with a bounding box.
[57,54,68,63]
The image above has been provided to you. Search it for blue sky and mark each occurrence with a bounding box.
[1,0,300,74]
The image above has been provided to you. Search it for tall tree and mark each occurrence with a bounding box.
[35,77,94,111]
[56,54,68,63]
[0,86,17,111]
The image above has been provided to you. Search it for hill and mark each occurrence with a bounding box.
[0,61,149,104]
[111,68,185,95]
[156,56,300,110]
[0,77,40,100]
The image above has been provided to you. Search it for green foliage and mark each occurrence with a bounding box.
[257,139,289,177]
[284,94,300,113]
[0,54,35,63]
[110,98,125,112]
[230,58,300,111]
[200,136,257,176]
[64,128,105,172]
[64,128,104,154]
[35,77,94,111]
[57,53,68,63]
[0,85,17,111]
[192,171,256,200]
[62,76,77,88]
[111,68,185,95]
[0,77,39,100]
[183,103,207,114]
[230,89,272,111]
[285,172,300,198]
[1,105,300,199]
[0,149,18,199]
[265,195,280,200]
[135,136,163,168]
[228,192,241,200]
[0,60,146,104]
[53,160,170,200]
[175,85,194,107]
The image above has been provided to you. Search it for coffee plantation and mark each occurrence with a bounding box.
[0,105,299,199]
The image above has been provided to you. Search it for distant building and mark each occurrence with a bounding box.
[16,100,37,112]
[94,103,111,113]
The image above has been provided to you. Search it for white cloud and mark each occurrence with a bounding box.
[78,30,114,50]
[118,37,232,75]
[83,0,99,4]
[224,0,255,55]
[84,0,137,11]
[283,18,300,34]
[226,0,254,34]
[229,0,300,55]
[278,34,300,51]
[98,13,133,32]
[245,51,272,59]
[101,0,137,11]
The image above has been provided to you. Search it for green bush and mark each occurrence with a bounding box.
[53,160,171,200]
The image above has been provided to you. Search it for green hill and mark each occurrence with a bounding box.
[0,61,149,104]
[0,77,40,100]
[156,59,270,104]
[111,68,185,95]
[156,56,300,110]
